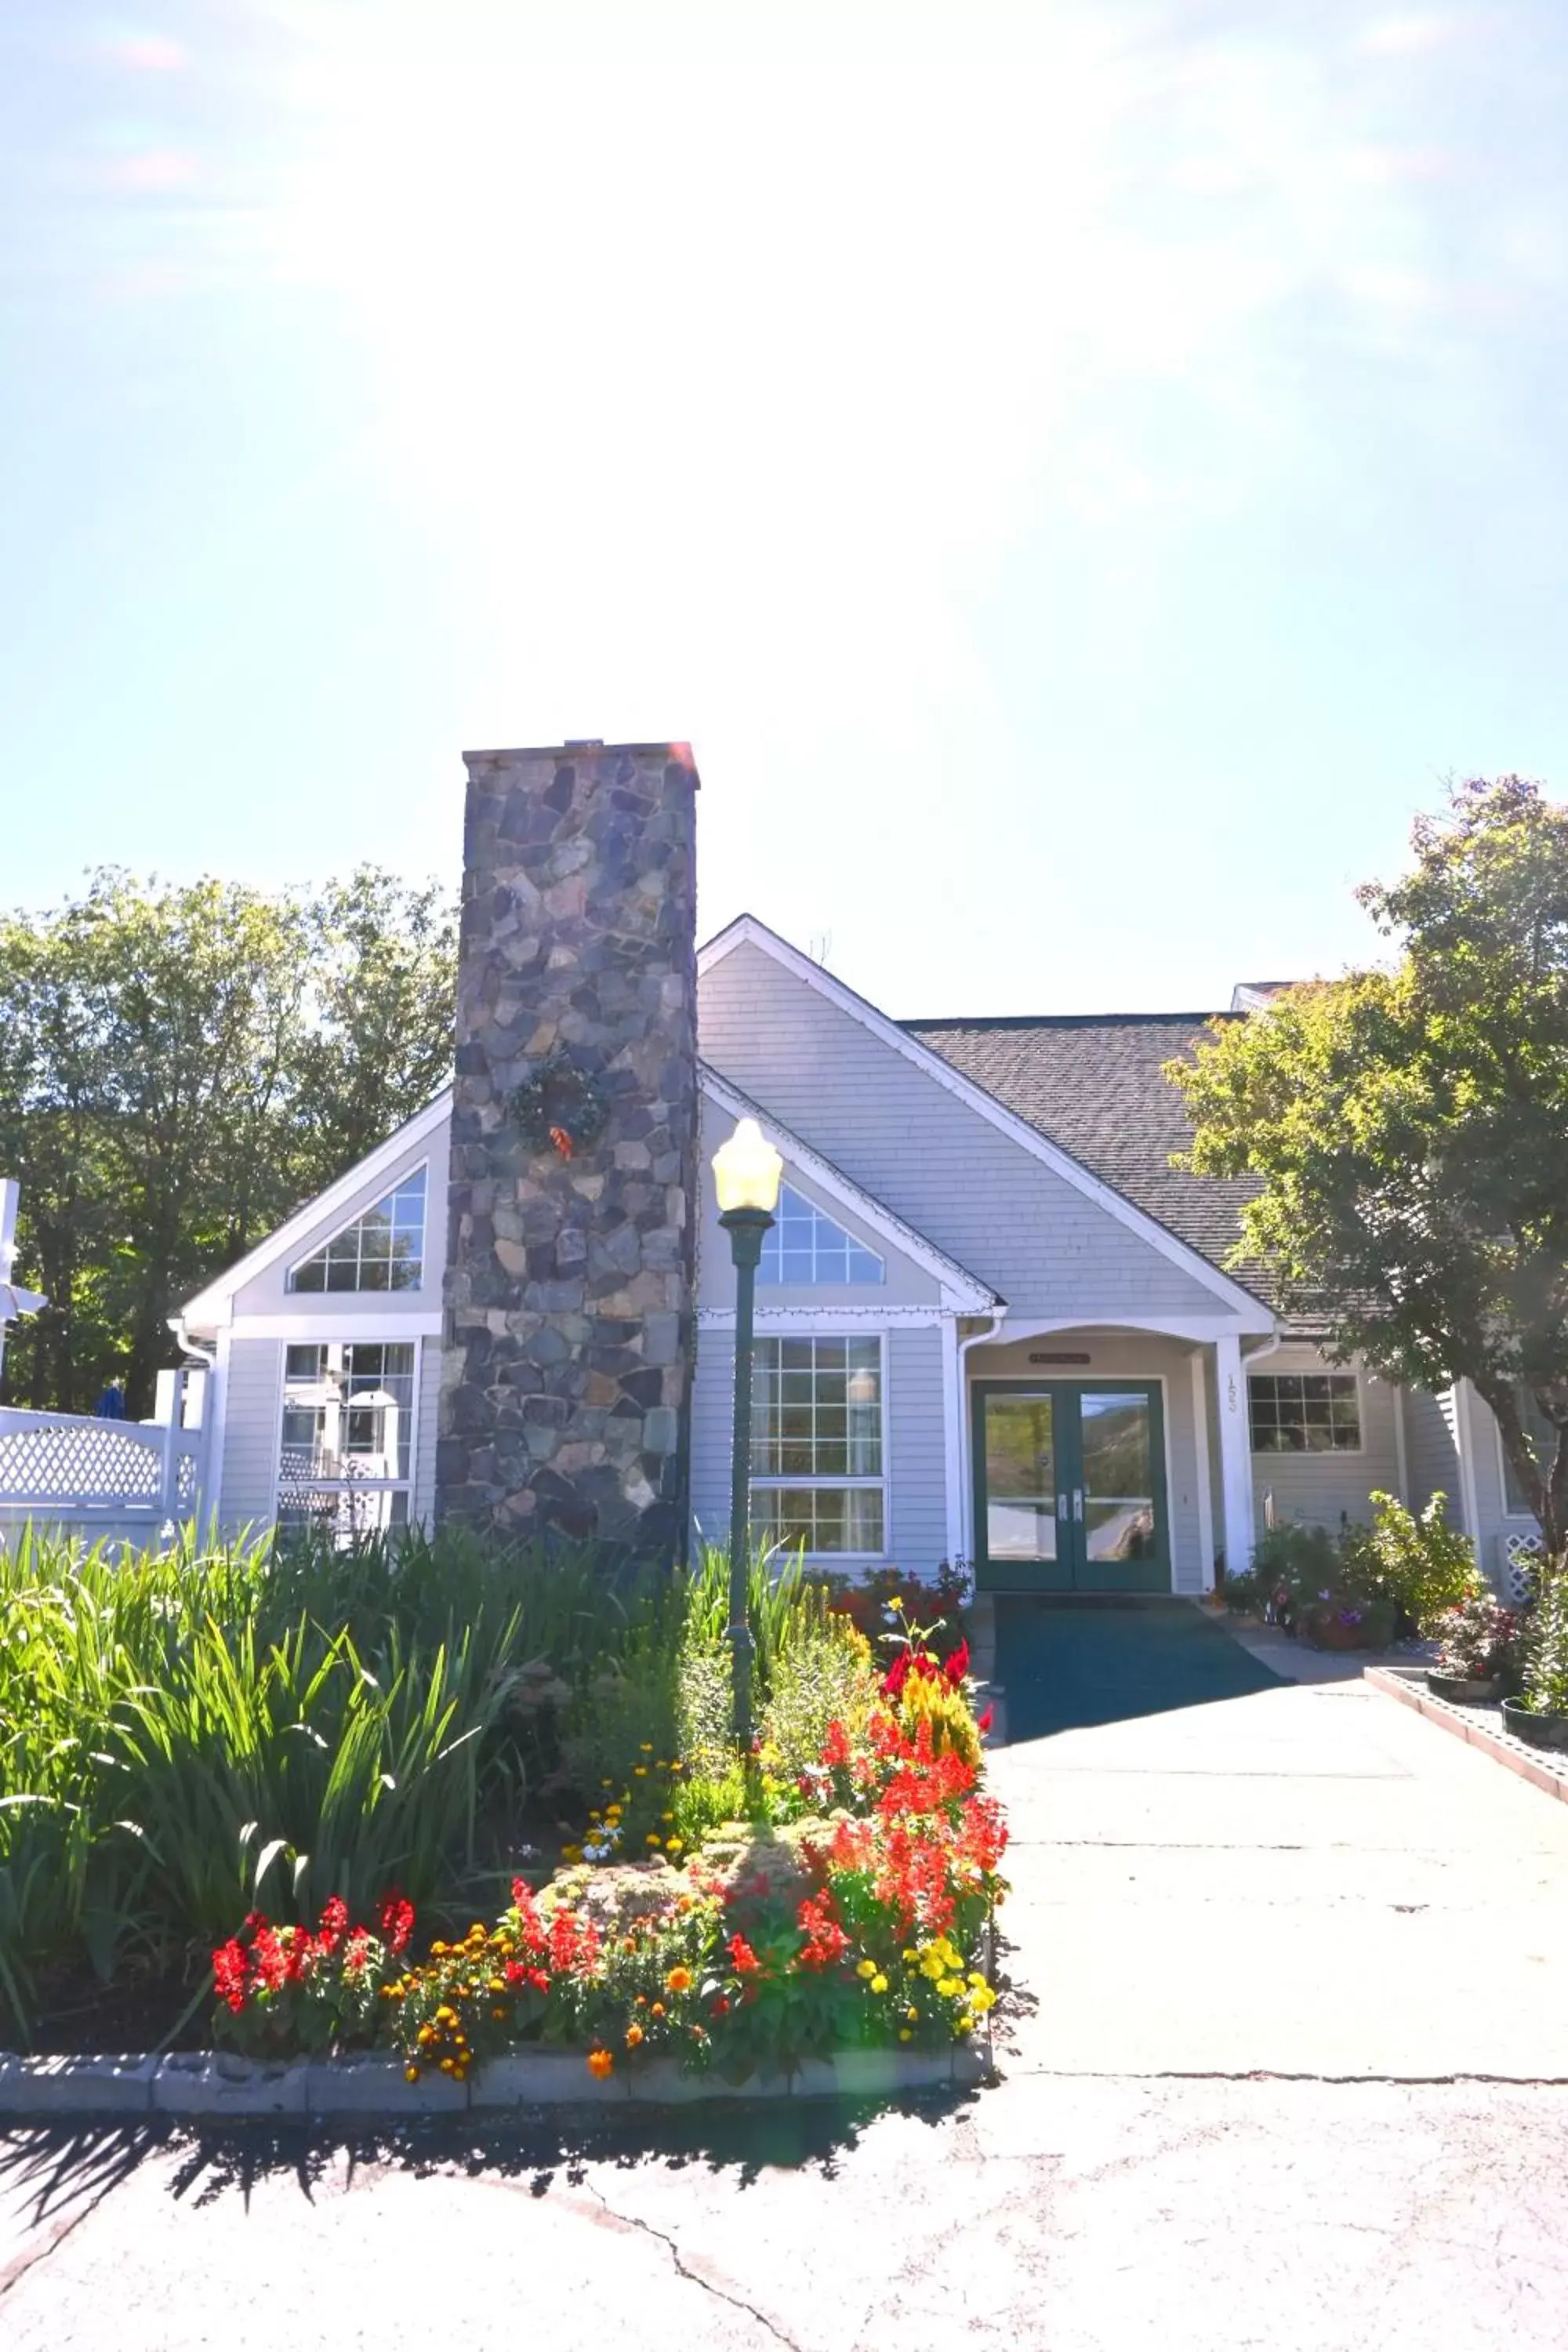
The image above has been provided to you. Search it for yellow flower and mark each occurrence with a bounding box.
[417,2025,434,2046]
[902,1949,919,1964]
[856,1958,877,1980]
[492,2006,506,2021]
[956,2015,975,2034]
[661,1811,674,1824]
[640,1742,654,1752]
[430,1940,448,1956]
[870,1974,889,1995]
[633,1767,648,1778]
[561,1846,583,1864]
[969,1984,997,2013]
[665,1837,684,1853]
[906,2006,919,2021]
[665,1965,693,1994]
[601,1780,614,1790]
[646,1834,662,1847]
[625,2022,644,2048]
[938,1976,963,1999]
[404,2063,420,2082]
[439,2057,455,2074]
[669,1760,684,1773]
[651,2002,666,2018]
[898,2030,913,2044]
[586,2049,614,2079]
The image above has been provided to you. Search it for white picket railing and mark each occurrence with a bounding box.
[0,1405,204,1530]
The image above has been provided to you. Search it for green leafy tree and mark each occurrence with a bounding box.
[1167,777,1568,1561]
[0,868,456,1415]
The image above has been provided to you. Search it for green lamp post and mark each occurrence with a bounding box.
[712,1115,784,1749]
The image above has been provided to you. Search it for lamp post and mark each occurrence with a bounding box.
[712,1116,784,1749]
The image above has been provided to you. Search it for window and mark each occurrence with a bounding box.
[759,1185,883,1286]
[1249,1371,1361,1454]
[1501,1387,1561,1516]
[278,1341,416,1540]
[289,1168,426,1294]
[750,1335,885,1554]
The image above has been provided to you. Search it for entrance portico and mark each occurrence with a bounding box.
[961,1319,1271,1596]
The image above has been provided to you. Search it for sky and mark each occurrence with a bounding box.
[2,0,1565,1016]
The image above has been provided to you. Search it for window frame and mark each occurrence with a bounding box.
[758,1183,885,1289]
[1496,1385,1562,1521]
[285,1160,430,1297]
[1247,1367,1364,1458]
[274,1334,422,1541]
[748,1330,889,1561]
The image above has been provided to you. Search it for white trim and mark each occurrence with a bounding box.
[1392,1382,1410,1507]
[1214,1331,1255,1575]
[699,916,1273,1326]
[230,1311,445,1341]
[749,1329,891,1564]
[180,1092,452,1332]
[1191,1350,1216,1592]
[1450,1381,1483,1560]
[699,1305,946,1330]
[976,1312,1263,1346]
[941,1316,964,1566]
[284,1157,431,1298]
[701,1065,998,1312]
[1492,1394,1545,1524]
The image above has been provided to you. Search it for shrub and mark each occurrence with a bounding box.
[1520,1571,1568,1717]
[1363,1492,1482,1632]
[1432,1591,1520,1683]
[757,1604,879,1801]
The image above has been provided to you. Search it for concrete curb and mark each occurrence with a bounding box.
[0,2040,990,2122]
[1365,1664,1568,1806]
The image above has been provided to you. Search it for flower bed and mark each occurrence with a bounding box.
[209,1610,1007,2086]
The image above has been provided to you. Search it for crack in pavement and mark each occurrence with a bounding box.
[0,2187,111,2303]
[580,2179,804,2351]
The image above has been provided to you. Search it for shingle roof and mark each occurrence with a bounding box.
[904,1010,1276,1307]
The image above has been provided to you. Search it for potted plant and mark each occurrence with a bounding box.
[1503,1570,1568,1753]
[1426,1590,1519,1703]
[1299,1592,1398,1651]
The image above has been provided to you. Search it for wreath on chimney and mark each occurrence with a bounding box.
[510,1049,612,1161]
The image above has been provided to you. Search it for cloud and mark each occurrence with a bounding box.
[96,32,191,74]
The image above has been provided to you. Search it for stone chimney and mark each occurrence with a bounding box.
[437,741,700,1554]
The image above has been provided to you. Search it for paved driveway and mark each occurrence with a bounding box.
[4,1642,1567,2350]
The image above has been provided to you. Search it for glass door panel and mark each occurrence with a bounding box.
[982,1394,1059,1569]
[1079,1390,1158,1564]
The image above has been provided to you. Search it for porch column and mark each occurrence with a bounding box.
[1214,1333,1256,1577]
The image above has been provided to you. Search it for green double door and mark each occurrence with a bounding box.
[972,1381,1170,1594]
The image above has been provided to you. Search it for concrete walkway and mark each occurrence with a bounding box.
[3,1654,1567,2350]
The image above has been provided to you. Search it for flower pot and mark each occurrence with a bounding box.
[1426,1669,1504,1704]
[1501,1698,1568,1753]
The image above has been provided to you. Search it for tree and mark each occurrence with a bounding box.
[1167,777,1568,1561]
[0,868,456,1417]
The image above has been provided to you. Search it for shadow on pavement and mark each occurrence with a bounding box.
[0,2086,978,2223]
[995,1596,1285,1742]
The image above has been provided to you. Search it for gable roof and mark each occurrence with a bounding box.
[700,1065,1000,1312]
[699,914,1273,1324]
[904,1011,1271,1298]
[176,1090,453,1333]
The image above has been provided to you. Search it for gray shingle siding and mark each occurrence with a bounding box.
[1247,1347,1403,1537]
[218,1339,281,1531]
[1403,1387,1462,1520]
[700,942,1227,1323]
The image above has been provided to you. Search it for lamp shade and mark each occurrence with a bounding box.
[713,1116,784,1215]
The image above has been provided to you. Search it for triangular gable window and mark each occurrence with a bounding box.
[760,1184,884,1286]
[288,1167,427,1294]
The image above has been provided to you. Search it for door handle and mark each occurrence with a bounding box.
[1073,1489,1083,1522]
[1057,1491,1069,1520]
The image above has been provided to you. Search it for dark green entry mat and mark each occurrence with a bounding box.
[994,1598,1286,1740]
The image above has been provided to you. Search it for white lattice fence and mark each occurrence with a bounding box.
[0,1407,202,1519]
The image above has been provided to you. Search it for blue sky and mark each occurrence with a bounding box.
[2,2,1565,1014]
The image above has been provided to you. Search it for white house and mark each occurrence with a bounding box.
[163,910,1539,1600]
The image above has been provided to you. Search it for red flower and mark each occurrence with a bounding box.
[821,1719,853,1769]
[797,1890,850,1970]
[376,1893,416,1955]
[943,1639,971,1686]
[318,1896,349,1951]
[976,1707,994,1737]
[212,1938,249,2013]
[727,1933,760,1975]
